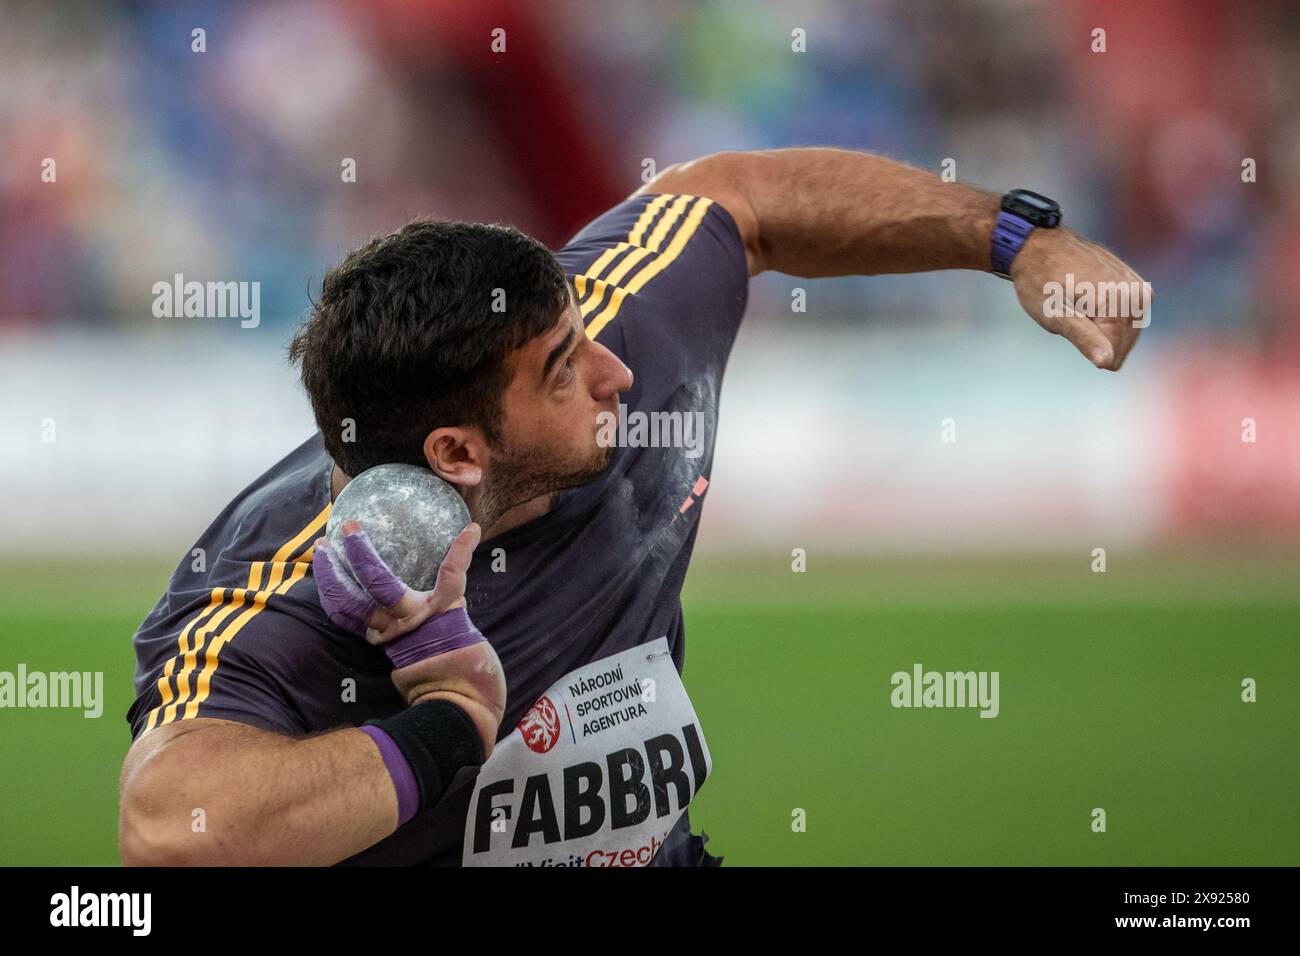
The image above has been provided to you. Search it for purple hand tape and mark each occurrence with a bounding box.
[312,539,377,634]
[341,529,409,608]
[384,606,484,670]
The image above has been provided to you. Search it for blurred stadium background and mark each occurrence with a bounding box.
[1,0,1296,865]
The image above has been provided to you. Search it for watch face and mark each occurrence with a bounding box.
[1002,189,1062,227]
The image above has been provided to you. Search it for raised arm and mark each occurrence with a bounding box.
[638,147,1147,371]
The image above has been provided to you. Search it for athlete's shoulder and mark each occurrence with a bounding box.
[556,191,746,275]
[128,435,342,740]
[555,193,749,343]
[223,433,334,545]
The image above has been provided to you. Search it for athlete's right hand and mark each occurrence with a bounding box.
[313,521,507,759]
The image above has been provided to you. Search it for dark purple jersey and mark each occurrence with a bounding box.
[127,193,749,865]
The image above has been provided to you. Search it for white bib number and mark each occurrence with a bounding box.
[462,638,711,867]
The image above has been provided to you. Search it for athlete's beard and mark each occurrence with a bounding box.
[477,436,612,529]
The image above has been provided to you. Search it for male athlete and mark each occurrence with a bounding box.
[120,148,1146,866]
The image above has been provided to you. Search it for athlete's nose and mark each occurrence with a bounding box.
[592,341,633,397]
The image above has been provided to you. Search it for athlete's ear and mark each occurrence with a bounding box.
[423,427,485,490]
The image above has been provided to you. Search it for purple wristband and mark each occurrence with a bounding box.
[359,725,419,826]
[384,606,484,670]
[990,209,1035,277]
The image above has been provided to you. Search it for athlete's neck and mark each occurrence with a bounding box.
[329,465,555,544]
[483,492,558,540]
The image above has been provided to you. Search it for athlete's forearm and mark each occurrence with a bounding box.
[119,720,397,866]
[729,147,1002,277]
[646,145,1144,369]
[648,147,1036,277]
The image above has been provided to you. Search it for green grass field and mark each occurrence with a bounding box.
[1,549,1296,866]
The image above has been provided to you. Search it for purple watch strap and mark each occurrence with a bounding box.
[384,606,484,670]
[991,210,1035,277]
[359,725,419,826]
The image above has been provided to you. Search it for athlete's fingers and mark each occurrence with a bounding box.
[1015,271,1112,369]
[1058,308,1115,369]
[1096,313,1140,371]
[1079,241,1149,370]
[340,522,409,609]
[312,538,375,633]
[365,610,398,645]
[363,526,480,644]
[364,599,433,644]
[431,523,480,607]
[366,588,451,643]
[1113,278,1152,370]
[367,610,420,644]
[361,526,480,644]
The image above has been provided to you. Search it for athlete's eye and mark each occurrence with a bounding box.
[557,356,576,385]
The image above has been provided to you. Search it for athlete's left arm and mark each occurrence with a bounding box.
[636,147,1147,371]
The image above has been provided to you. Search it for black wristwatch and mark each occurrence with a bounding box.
[990,189,1062,278]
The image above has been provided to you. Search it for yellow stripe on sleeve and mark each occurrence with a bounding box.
[578,245,649,318]
[574,194,677,316]
[643,194,694,253]
[184,554,315,721]
[144,502,331,732]
[142,592,222,732]
[161,587,249,724]
[627,192,675,247]
[585,196,713,340]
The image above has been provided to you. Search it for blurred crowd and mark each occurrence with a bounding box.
[1,0,1296,348]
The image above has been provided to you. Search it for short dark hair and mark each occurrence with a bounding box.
[289,219,569,476]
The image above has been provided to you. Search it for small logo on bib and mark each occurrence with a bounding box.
[518,695,561,754]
